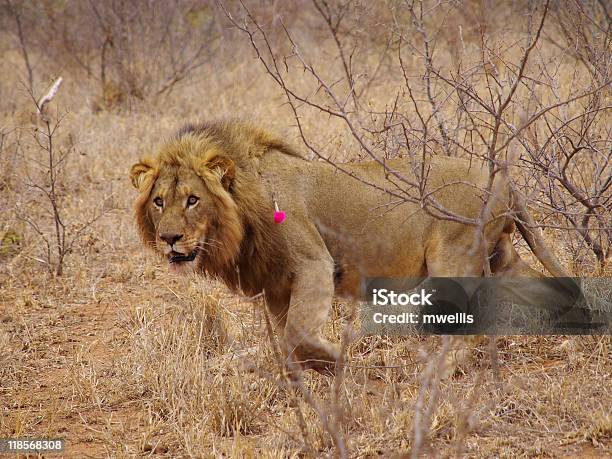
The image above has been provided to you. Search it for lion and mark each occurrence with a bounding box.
[129,120,571,373]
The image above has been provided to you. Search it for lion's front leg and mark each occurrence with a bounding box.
[283,258,340,374]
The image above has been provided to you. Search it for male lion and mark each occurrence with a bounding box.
[130,120,570,372]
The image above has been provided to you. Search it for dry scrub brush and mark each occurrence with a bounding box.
[3,79,109,276]
[223,0,610,274]
[105,276,611,456]
[1,0,222,109]
[219,0,611,455]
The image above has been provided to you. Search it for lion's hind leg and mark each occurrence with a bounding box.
[490,221,544,278]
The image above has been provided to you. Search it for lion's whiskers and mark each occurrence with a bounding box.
[194,240,223,252]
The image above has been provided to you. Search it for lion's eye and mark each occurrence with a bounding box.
[153,197,163,208]
[187,195,199,207]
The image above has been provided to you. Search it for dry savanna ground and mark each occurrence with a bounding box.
[0,1,610,457]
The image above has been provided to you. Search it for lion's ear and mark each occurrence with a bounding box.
[207,156,235,191]
[130,161,156,191]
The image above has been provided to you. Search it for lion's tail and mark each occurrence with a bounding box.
[512,190,571,278]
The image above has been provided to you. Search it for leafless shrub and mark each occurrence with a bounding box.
[2,0,221,109]
[88,0,220,106]
[222,0,610,273]
[13,78,106,276]
[527,0,611,272]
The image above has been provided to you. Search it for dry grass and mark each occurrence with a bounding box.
[0,1,610,457]
[1,261,610,456]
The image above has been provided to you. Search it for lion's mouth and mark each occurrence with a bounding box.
[169,250,197,264]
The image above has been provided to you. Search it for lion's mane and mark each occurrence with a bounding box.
[134,120,301,294]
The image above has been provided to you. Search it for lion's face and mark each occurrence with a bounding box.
[147,166,216,273]
[130,140,243,275]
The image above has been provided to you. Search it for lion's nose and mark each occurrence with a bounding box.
[160,232,183,246]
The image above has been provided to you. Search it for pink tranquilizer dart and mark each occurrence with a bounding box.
[274,200,286,224]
